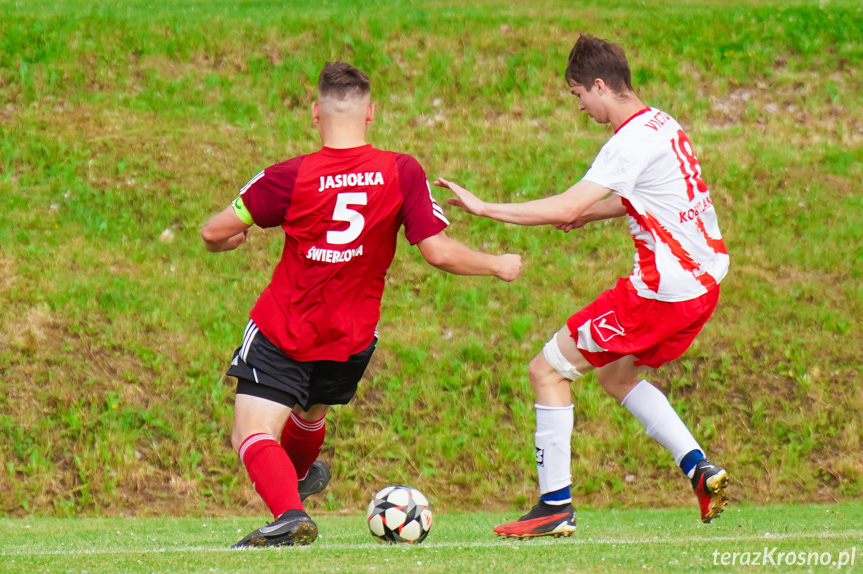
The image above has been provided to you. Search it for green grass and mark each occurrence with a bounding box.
[2,503,862,573]
[1,0,862,518]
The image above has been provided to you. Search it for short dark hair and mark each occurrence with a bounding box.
[317,62,371,99]
[564,35,633,93]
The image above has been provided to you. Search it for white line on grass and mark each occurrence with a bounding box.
[3,529,862,557]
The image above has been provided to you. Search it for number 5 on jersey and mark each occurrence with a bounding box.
[328,192,367,245]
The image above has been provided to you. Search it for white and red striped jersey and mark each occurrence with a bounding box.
[583,108,729,302]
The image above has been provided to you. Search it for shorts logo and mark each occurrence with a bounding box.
[535,447,545,466]
[593,311,625,342]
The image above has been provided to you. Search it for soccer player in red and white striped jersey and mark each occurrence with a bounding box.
[436,35,730,538]
[201,62,522,547]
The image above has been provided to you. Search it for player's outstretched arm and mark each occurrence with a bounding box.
[201,206,252,253]
[417,231,522,282]
[434,177,611,227]
[555,195,627,232]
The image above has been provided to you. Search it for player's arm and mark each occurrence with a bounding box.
[434,177,612,227]
[555,194,627,232]
[200,198,253,253]
[416,230,522,282]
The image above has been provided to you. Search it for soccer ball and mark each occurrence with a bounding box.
[366,485,433,543]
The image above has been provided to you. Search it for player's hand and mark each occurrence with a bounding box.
[495,253,523,282]
[554,217,588,233]
[434,177,486,217]
[230,228,251,249]
[554,222,579,233]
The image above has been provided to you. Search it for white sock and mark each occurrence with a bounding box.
[621,380,701,466]
[535,404,573,497]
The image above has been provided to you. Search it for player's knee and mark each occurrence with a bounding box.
[528,354,549,391]
[230,426,248,455]
[540,334,584,382]
[295,403,329,422]
[595,370,640,400]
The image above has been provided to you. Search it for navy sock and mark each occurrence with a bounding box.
[539,485,571,505]
[680,449,705,476]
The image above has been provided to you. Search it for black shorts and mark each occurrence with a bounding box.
[227,320,376,410]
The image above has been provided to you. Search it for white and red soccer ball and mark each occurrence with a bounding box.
[366,485,433,543]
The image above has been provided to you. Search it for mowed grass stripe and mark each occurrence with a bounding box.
[4,529,863,558]
[2,505,862,573]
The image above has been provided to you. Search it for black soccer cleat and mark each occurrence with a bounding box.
[691,459,729,523]
[493,501,577,539]
[232,509,318,548]
[298,460,331,502]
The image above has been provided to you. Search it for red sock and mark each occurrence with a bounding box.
[239,433,302,519]
[280,411,326,480]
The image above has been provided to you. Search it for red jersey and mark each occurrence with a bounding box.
[240,145,448,361]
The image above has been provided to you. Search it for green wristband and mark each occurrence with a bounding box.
[232,196,254,225]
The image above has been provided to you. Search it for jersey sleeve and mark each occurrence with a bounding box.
[394,153,449,244]
[582,139,648,199]
[239,155,306,228]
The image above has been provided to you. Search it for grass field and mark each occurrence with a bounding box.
[1,0,862,549]
[2,502,862,573]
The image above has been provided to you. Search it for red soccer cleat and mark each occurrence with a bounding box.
[493,502,577,539]
[691,460,729,523]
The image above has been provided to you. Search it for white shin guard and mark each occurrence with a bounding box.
[621,380,701,466]
[535,404,574,495]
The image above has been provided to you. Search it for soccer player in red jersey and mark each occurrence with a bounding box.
[201,62,522,548]
[436,35,730,538]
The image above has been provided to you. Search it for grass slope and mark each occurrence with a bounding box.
[0,0,861,516]
[2,503,863,573]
